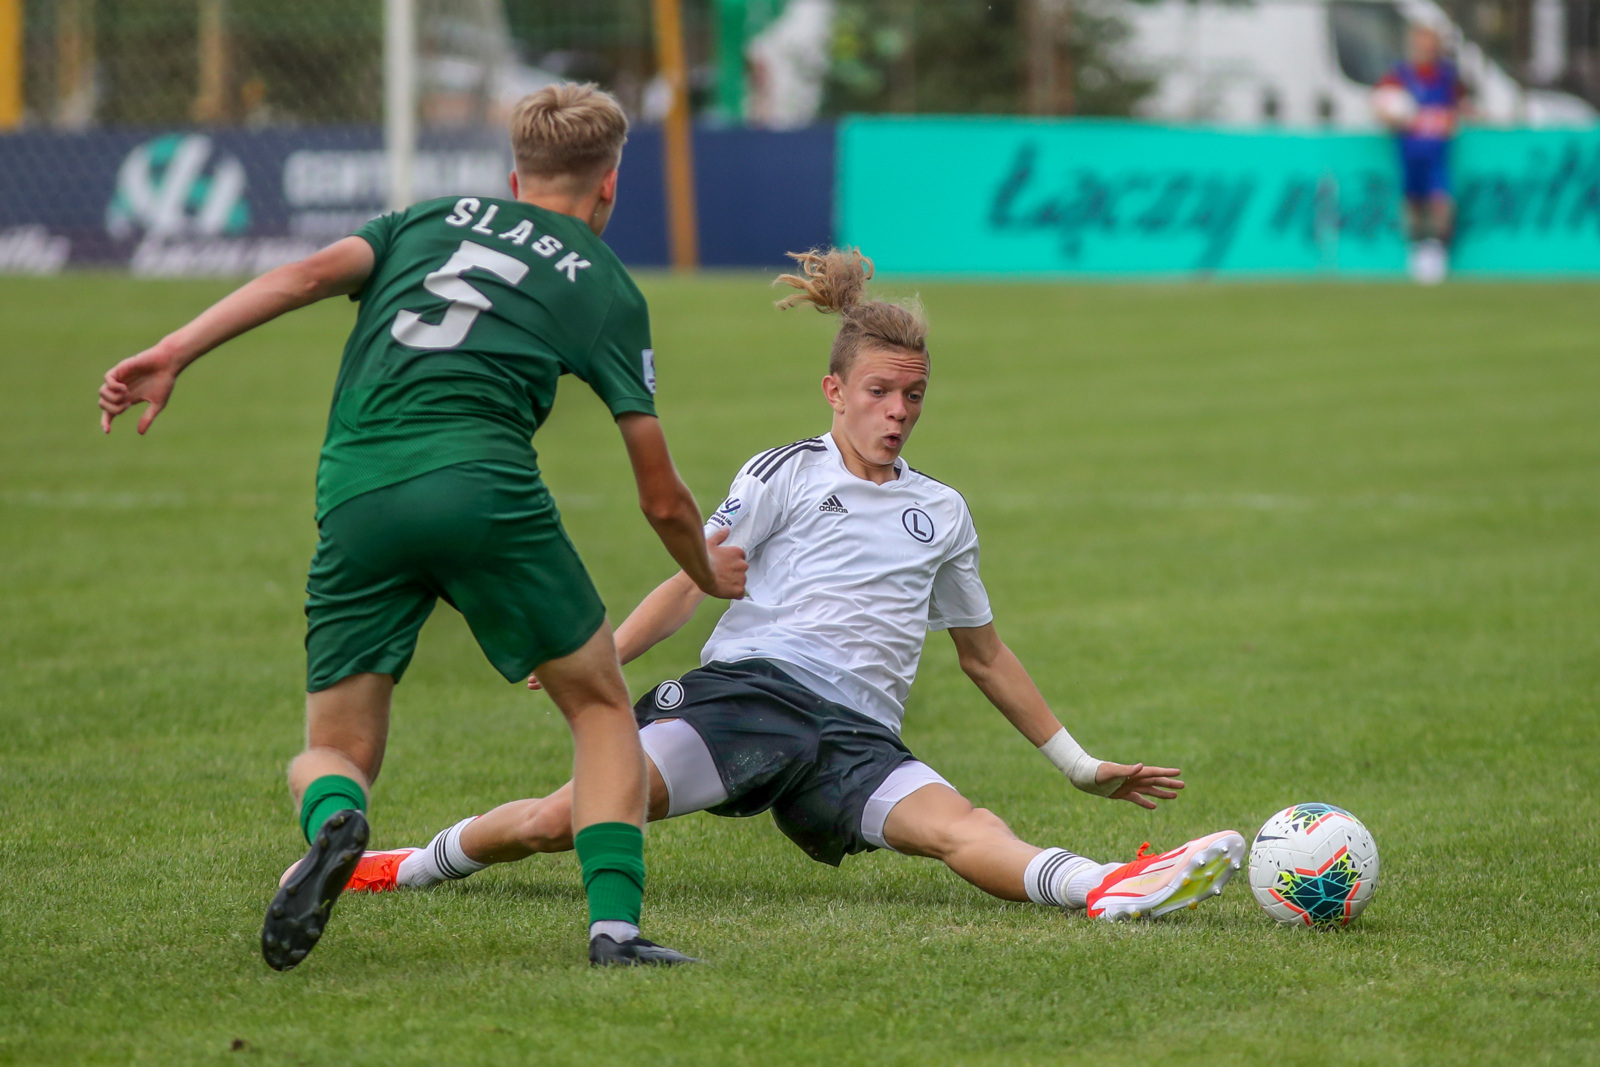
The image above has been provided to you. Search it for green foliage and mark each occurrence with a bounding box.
[2,274,1598,1064]
[823,0,1154,117]
[24,0,383,125]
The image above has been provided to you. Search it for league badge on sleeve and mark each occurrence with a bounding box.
[708,497,742,529]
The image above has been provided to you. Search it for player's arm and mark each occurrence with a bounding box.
[529,558,710,690]
[98,236,375,434]
[617,413,746,599]
[947,622,1184,810]
[614,565,709,663]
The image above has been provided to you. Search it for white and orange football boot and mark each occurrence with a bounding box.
[1085,831,1246,920]
[279,847,419,893]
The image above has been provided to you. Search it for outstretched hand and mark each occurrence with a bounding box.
[1094,761,1184,810]
[99,347,180,434]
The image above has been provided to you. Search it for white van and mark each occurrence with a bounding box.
[1119,0,1596,128]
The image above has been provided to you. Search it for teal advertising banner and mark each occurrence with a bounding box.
[836,117,1600,276]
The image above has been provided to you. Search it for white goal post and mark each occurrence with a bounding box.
[384,0,418,212]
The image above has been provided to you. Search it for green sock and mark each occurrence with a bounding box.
[574,822,645,927]
[298,774,367,845]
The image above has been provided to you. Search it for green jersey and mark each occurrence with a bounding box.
[316,195,658,519]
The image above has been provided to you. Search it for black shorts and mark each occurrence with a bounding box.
[634,660,917,866]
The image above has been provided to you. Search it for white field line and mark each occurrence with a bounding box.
[0,488,614,511]
[1,488,1588,514]
[980,491,1589,513]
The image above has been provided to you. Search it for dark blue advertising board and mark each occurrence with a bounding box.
[0,124,836,276]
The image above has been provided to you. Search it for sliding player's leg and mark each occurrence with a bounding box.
[357,717,696,889]
[459,735,677,863]
[880,775,1244,919]
[878,779,1055,902]
[262,672,392,970]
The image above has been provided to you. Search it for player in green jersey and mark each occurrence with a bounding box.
[97,84,744,968]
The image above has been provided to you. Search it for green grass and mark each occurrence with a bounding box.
[2,274,1596,1065]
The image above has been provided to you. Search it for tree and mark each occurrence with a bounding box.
[821,0,1154,116]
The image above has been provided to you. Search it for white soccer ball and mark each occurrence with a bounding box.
[1373,85,1418,127]
[1248,802,1380,928]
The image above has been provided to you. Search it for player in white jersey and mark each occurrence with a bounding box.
[323,249,1245,925]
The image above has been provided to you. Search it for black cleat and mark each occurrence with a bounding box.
[588,934,700,967]
[261,809,369,972]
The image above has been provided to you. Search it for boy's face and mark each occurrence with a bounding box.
[823,347,929,470]
[1409,26,1441,65]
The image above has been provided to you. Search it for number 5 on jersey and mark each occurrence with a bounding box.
[392,240,529,351]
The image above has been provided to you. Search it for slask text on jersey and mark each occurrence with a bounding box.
[442,196,591,281]
[697,433,992,732]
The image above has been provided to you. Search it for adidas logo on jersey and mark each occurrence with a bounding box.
[818,494,849,514]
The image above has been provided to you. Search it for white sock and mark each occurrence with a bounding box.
[1025,848,1114,910]
[1066,861,1123,909]
[396,816,486,888]
[590,920,639,943]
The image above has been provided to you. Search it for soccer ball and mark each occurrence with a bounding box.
[1248,803,1379,928]
[1372,85,1418,127]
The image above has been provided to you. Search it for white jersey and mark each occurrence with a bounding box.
[700,432,993,733]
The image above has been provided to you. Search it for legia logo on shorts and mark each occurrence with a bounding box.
[655,680,685,710]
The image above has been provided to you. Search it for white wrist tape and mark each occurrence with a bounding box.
[1039,727,1122,796]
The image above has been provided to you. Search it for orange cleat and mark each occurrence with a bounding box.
[279,847,418,893]
[1086,830,1245,920]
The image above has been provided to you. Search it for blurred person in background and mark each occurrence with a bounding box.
[1374,24,1470,284]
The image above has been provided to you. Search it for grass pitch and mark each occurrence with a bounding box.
[1,273,1596,1065]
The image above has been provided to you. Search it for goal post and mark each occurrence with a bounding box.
[653,0,699,270]
[0,0,21,130]
[384,0,417,212]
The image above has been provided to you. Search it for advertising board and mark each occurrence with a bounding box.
[837,117,1600,276]
[0,125,834,275]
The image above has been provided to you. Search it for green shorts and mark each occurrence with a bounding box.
[304,461,605,692]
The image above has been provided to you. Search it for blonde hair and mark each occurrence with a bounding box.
[509,83,629,188]
[775,248,929,379]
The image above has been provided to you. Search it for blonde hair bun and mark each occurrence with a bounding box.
[774,248,928,378]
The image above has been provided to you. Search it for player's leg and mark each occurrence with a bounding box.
[355,670,771,894]
[374,744,659,890]
[262,674,392,970]
[1403,196,1425,243]
[878,769,1244,919]
[364,716,708,887]
[1429,193,1453,244]
[288,672,391,831]
[411,464,687,962]
[518,625,697,963]
[875,771,1116,907]
[459,719,690,862]
[879,779,1049,901]
[262,474,440,971]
